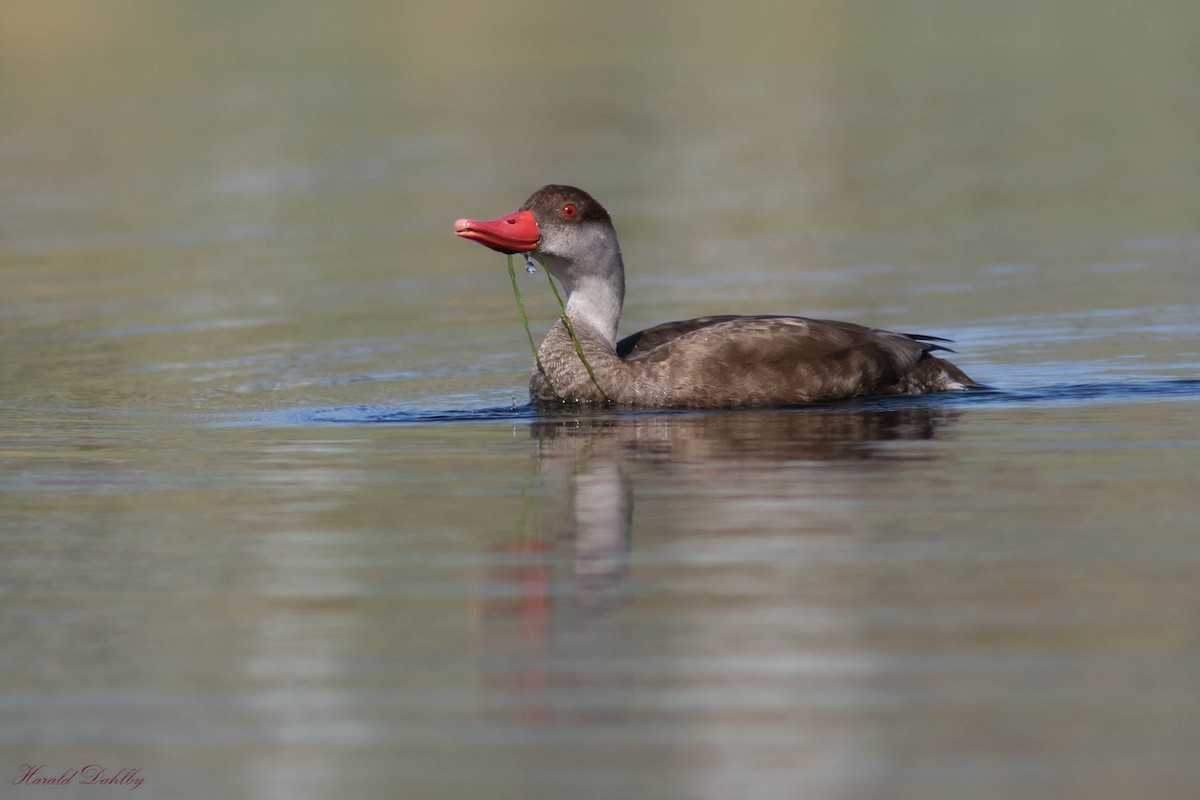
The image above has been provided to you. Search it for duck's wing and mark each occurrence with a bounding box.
[616,315,746,359]
[619,316,967,406]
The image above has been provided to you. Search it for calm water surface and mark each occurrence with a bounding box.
[2,2,1199,799]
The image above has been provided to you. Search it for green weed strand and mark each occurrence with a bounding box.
[507,254,560,401]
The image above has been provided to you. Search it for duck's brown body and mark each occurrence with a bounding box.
[532,314,971,408]
[455,185,974,409]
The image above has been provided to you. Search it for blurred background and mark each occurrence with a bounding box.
[4,0,1197,410]
[2,2,1198,799]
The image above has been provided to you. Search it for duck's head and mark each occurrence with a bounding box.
[455,185,620,274]
[456,185,626,341]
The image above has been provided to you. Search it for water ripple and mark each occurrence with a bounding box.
[208,380,1200,427]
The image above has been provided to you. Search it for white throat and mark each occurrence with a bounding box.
[538,224,626,347]
[563,276,623,346]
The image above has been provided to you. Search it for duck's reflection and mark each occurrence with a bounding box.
[527,404,962,584]
[533,403,958,465]
[473,404,963,720]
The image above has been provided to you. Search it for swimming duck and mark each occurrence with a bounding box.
[455,185,973,408]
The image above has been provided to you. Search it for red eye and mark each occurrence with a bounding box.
[562,203,577,219]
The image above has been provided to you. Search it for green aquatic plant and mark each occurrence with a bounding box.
[506,253,558,400]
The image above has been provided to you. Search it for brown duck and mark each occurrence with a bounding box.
[455,185,974,408]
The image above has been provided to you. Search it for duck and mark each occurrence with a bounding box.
[455,185,974,408]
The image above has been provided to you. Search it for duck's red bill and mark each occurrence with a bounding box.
[454,210,541,254]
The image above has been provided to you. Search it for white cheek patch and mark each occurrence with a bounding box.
[546,222,620,262]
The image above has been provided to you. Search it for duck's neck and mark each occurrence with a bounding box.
[541,233,625,348]
[562,273,623,347]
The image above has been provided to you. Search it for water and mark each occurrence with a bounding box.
[3,2,1200,798]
